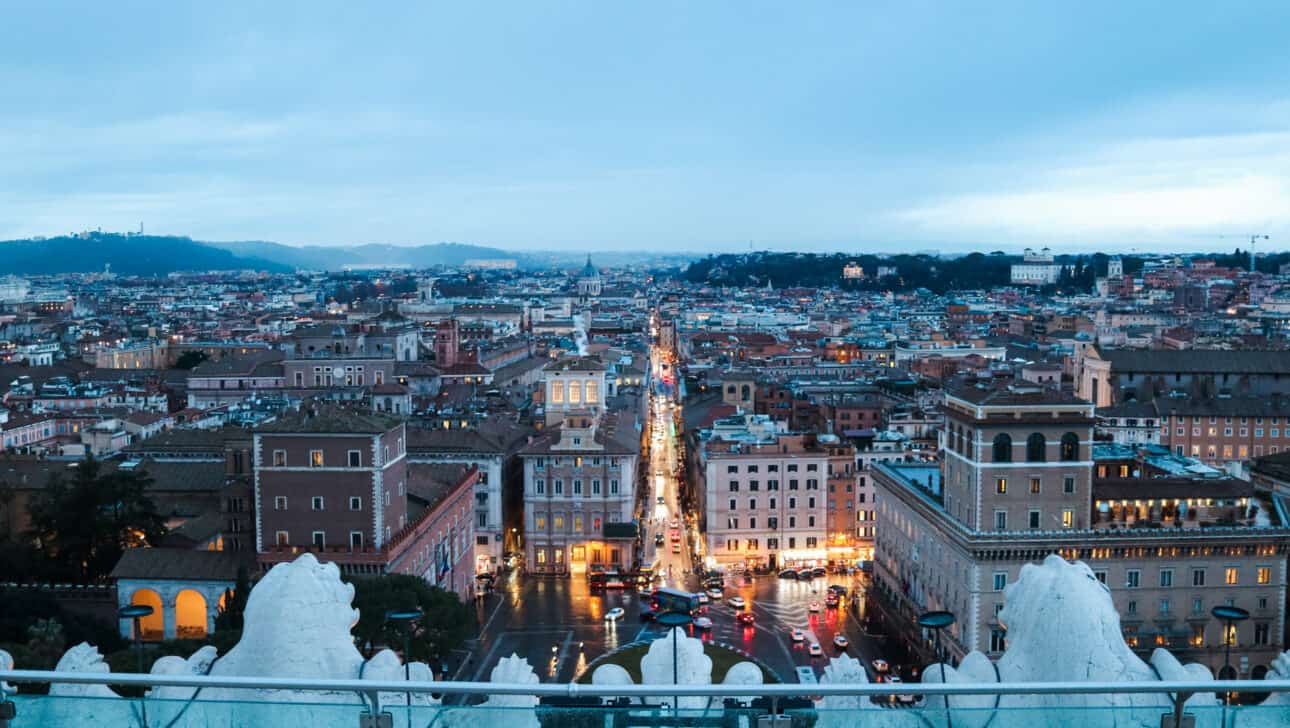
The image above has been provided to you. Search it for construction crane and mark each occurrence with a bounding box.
[1217,233,1270,272]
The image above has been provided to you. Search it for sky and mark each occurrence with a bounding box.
[1,2,1289,254]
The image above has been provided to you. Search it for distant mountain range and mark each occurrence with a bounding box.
[0,233,698,276]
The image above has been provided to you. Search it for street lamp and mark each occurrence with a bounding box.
[386,609,422,708]
[1211,605,1249,709]
[655,611,693,717]
[118,604,154,674]
[918,610,956,728]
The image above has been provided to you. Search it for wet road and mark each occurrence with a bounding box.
[466,568,893,688]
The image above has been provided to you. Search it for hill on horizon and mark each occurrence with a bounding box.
[0,233,290,276]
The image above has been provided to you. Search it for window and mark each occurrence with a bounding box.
[553,515,564,530]
[310,450,324,467]
[1258,597,1268,610]
[1029,478,1041,494]
[992,433,1012,462]
[552,381,564,403]
[1061,509,1074,528]
[728,480,740,492]
[311,496,324,511]
[1192,569,1205,586]
[990,629,1006,652]
[592,479,601,495]
[789,479,799,490]
[1159,599,1170,616]
[768,479,779,490]
[993,572,1007,591]
[1255,623,1270,645]
[573,479,582,495]
[1063,476,1075,494]
[1193,598,1203,614]
[610,479,619,494]
[535,479,545,495]
[994,510,1007,530]
[1126,570,1140,588]
[348,450,362,467]
[585,380,598,403]
[272,449,287,466]
[349,496,362,511]
[350,531,363,549]
[995,478,1007,494]
[275,530,289,546]
[1127,600,1137,615]
[727,465,738,474]
[1258,566,1271,584]
[1060,432,1079,461]
[749,480,760,491]
[554,479,563,495]
[1160,569,1173,587]
[1225,567,1239,585]
[1026,433,1046,462]
[1094,570,1107,583]
[1028,510,1040,529]
[535,515,546,530]
[274,496,287,510]
[729,499,737,510]
[311,531,325,547]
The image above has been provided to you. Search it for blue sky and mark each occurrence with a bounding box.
[1,2,1288,253]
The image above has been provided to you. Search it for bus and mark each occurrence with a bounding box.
[650,587,701,616]
[636,561,659,589]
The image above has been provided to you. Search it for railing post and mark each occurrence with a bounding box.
[358,689,392,728]
[1160,691,1193,728]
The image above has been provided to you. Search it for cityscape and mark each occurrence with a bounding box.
[3,4,1290,727]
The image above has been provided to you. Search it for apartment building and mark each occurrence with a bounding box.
[701,417,831,571]
[873,381,1290,676]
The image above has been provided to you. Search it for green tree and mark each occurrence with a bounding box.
[349,574,475,663]
[215,566,251,632]
[27,454,166,581]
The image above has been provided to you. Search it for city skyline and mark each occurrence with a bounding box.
[1,3,1288,252]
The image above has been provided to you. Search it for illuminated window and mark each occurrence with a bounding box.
[552,381,565,403]
[995,478,1007,494]
[310,450,324,467]
[1062,510,1074,528]
[568,381,582,403]
[554,515,564,530]
[535,515,546,530]
[1225,567,1239,585]
[272,450,287,466]
[585,380,598,403]
[1258,566,1271,584]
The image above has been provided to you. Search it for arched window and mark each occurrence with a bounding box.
[1026,433,1047,462]
[175,589,208,639]
[741,384,751,401]
[128,589,165,641]
[1060,432,1080,461]
[992,434,1012,463]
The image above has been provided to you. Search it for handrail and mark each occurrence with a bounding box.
[3,670,1290,698]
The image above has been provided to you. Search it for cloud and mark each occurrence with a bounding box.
[896,129,1290,247]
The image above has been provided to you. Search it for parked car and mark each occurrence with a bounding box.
[728,596,746,609]
[694,616,713,630]
[828,585,848,596]
[808,643,823,657]
[605,608,625,621]
[736,611,755,626]
[790,628,806,642]
[797,571,815,581]
[808,601,821,613]
[778,569,798,579]
[812,567,827,578]
[833,635,850,650]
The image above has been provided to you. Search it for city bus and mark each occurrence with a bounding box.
[636,561,659,589]
[650,587,701,616]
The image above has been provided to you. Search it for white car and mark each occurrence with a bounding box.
[790,628,806,642]
[693,616,713,630]
[808,601,821,613]
[808,642,823,657]
[669,518,681,529]
[888,675,916,704]
[697,593,710,604]
[605,608,625,621]
[728,596,746,609]
[706,588,724,599]
[833,635,850,650]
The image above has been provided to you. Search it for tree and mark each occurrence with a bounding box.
[349,575,475,663]
[215,566,251,632]
[173,350,210,370]
[27,454,166,581]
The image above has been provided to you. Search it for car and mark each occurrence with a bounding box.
[654,533,665,546]
[670,530,681,542]
[704,576,725,588]
[694,616,713,630]
[833,635,850,650]
[778,569,798,579]
[888,675,917,704]
[871,659,890,674]
[656,496,666,504]
[807,643,823,657]
[669,518,680,529]
[825,595,839,608]
[697,593,710,604]
[812,567,827,578]
[827,584,848,596]
[808,601,821,612]
[671,544,681,554]
[605,607,625,621]
[790,628,806,642]
[639,608,657,622]
[728,596,746,609]
[797,571,815,581]
[736,611,755,626]
[706,588,724,599]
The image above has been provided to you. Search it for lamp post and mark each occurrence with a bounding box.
[655,612,693,718]
[918,610,956,728]
[1211,604,1249,712]
[118,605,154,675]
[386,609,422,709]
